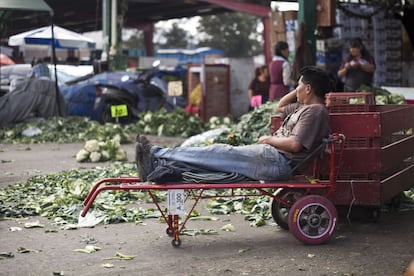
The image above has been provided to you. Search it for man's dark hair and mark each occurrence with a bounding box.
[299,66,331,99]
[275,41,289,57]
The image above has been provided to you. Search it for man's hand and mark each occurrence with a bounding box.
[258,135,272,144]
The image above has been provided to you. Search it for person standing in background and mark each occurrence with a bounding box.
[268,41,295,101]
[337,38,376,91]
[248,65,270,109]
[27,58,51,79]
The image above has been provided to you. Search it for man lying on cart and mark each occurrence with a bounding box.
[136,66,331,184]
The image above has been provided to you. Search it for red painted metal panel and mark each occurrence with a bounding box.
[333,180,381,206]
[330,113,382,138]
[336,148,381,175]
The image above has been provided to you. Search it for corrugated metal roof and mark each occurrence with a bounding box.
[2,0,271,36]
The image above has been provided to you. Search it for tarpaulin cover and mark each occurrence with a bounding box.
[0,78,66,126]
[8,25,96,49]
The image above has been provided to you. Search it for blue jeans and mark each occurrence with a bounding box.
[150,144,292,181]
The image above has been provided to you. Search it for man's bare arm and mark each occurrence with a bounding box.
[258,135,302,152]
[277,89,297,113]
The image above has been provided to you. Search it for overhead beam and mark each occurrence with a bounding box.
[126,3,228,22]
[198,0,270,17]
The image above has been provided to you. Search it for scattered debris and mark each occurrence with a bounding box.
[73,245,102,254]
[220,223,236,232]
[103,252,135,260]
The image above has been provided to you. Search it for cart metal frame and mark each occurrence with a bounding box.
[81,93,414,247]
[81,134,345,246]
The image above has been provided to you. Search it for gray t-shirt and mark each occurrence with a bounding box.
[274,102,330,164]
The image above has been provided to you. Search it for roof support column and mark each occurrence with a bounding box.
[262,16,272,65]
[298,0,316,63]
[102,0,110,56]
[111,0,117,53]
[143,23,154,57]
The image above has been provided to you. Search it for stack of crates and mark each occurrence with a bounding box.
[326,92,414,206]
[326,92,375,113]
[271,92,414,206]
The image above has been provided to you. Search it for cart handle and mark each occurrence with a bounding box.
[290,133,345,175]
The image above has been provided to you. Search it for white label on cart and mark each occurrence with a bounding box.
[167,189,185,215]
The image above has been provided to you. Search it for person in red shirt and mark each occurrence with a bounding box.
[248,65,269,109]
[268,41,295,101]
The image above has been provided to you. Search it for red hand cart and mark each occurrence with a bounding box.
[81,92,414,247]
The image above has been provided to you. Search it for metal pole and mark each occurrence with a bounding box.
[50,14,61,116]
[111,0,117,53]
[298,0,316,63]
[102,0,110,55]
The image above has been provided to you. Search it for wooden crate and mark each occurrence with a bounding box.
[187,64,230,122]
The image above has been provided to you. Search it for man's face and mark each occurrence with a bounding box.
[295,76,309,103]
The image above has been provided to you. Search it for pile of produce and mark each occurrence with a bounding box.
[124,108,205,138]
[357,85,406,104]
[0,163,148,225]
[0,117,132,144]
[75,135,128,162]
[213,101,279,146]
[0,108,206,144]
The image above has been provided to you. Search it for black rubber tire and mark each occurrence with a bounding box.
[171,239,181,248]
[270,188,304,230]
[166,227,174,237]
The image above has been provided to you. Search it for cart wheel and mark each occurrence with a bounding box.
[171,239,181,248]
[166,228,174,237]
[389,192,405,209]
[271,188,304,230]
[371,208,382,222]
[288,195,337,245]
